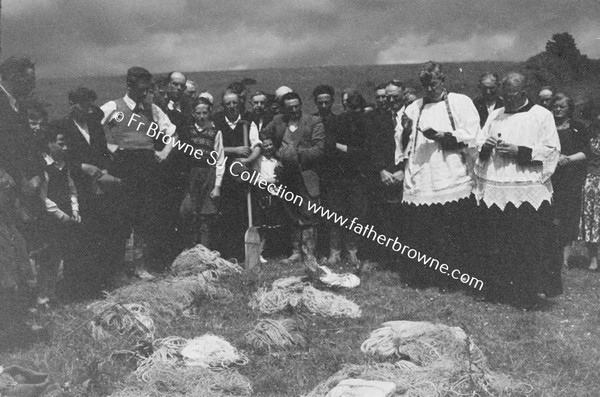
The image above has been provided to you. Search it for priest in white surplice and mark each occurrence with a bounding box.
[399,61,480,289]
[474,72,562,307]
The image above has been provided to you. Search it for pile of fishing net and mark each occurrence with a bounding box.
[132,334,249,382]
[88,247,242,341]
[109,363,252,397]
[244,318,307,351]
[89,302,156,340]
[305,321,532,397]
[172,244,243,278]
[249,277,361,318]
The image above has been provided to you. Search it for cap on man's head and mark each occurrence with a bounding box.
[275,86,293,100]
[126,67,152,86]
[185,80,196,90]
[199,92,214,105]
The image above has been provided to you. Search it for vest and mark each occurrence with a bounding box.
[108,98,155,150]
[216,116,245,148]
[45,163,72,216]
[187,124,217,167]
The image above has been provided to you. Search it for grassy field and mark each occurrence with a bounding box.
[35,61,525,120]
[1,256,600,396]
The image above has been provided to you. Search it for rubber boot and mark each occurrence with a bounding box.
[328,226,342,265]
[198,217,211,249]
[302,226,319,272]
[259,236,267,264]
[347,249,360,267]
[327,249,342,266]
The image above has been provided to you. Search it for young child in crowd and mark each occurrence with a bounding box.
[26,100,49,151]
[38,127,80,305]
[253,136,284,263]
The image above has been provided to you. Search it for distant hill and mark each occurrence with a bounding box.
[37,61,519,119]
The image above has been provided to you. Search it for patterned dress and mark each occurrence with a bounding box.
[580,119,600,243]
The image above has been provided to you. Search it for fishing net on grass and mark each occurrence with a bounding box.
[89,303,155,341]
[305,361,532,397]
[244,318,307,350]
[87,274,227,339]
[249,277,361,318]
[132,335,248,381]
[249,287,303,314]
[172,244,243,277]
[181,334,249,369]
[305,321,531,397]
[110,363,252,397]
[302,285,361,318]
[361,321,487,367]
[134,336,188,380]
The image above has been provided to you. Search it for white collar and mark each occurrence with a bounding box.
[168,100,181,112]
[43,153,65,169]
[194,121,215,131]
[123,94,137,110]
[226,115,241,125]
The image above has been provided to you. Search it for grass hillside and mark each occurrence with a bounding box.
[37,62,521,119]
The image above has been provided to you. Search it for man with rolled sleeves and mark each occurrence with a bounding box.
[100,66,176,277]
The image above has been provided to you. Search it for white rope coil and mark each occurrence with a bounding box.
[181,334,249,370]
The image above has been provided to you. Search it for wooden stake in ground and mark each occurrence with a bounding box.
[243,122,260,270]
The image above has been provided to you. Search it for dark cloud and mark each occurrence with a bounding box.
[2,0,599,77]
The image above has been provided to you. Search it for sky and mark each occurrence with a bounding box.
[2,0,599,78]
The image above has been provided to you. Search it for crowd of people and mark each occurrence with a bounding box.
[2,56,600,345]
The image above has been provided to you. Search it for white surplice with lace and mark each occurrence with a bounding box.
[474,104,560,210]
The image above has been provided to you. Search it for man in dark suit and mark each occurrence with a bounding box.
[473,72,504,127]
[373,83,388,115]
[213,91,258,260]
[249,90,273,136]
[311,85,337,259]
[0,57,44,220]
[264,92,325,269]
[0,57,40,347]
[365,85,404,267]
[52,87,122,296]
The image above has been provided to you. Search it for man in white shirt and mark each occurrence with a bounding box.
[212,91,258,260]
[474,72,561,307]
[400,61,480,289]
[100,66,176,277]
[385,80,406,169]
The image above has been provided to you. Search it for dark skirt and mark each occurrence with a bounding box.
[479,201,562,303]
[553,189,583,245]
[399,196,477,290]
